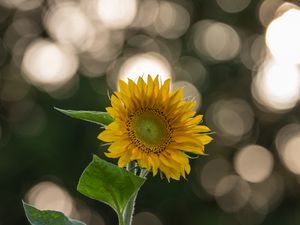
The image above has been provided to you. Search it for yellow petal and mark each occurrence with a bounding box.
[108,139,130,153]
[150,154,159,176]
[197,135,213,145]
[184,163,191,174]
[146,75,154,96]
[106,107,117,118]
[161,79,171,99]
[118,79,129,94]
[118,151,132,167]
[98,130,118,142]
[176,143,205,154]
[97,122,126,142]
[106,107,126,121]
[111,95,125,113]
[137,77,146,92]
[184,115,203,126]
[105,152,120,158]
[174,135,200,144]
[153,75,159,95]
[168,149,188,164]
[191,125,211,133]
[159,154,178,170]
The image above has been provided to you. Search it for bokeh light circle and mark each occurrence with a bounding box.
[118,52,171,85]
[258,0,284,27]
[192,21,240,61]
[216,0,251,13]
[200,158,231,195]
[0,0,43,10]
[266,8,300,64]
[21,39,78,91]
[153,1,190,39]
[25,181,74,216]
[131,0,159,28]
[276,124,300,175]
[174,56,207,85]
[133,212,163,225]
[96,0,137,29]
[215,175,251,212]
[45,2,94,51]
[249,173,284,213]
[206,98,254,144]
[252,59,300,112]
[234,145,274,183]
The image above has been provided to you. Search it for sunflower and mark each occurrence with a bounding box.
[98,75,212,181]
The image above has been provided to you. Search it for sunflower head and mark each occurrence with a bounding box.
[98,75,212,181]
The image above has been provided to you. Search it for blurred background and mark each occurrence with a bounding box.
[1,0,300,224]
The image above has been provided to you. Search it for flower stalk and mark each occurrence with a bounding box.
[34,75,213,225]
[122,190,138,225]
[120,161,139,225]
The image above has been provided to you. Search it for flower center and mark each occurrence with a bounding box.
[133,111,166,145]
[127,108,173,154]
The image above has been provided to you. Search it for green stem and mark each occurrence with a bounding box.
[123,190,138,225]
[118,213,125,225]
[119,162,149,225]
[139,168,149,177]
[121,162,147,225]
[127,161,138,175]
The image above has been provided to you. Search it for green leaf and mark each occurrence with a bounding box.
[54,108,114,126]
[22,201,86,225]
[77,155,145,217]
